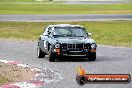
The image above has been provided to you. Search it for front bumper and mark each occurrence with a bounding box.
[54,49,96,57]
[61,49,89,56]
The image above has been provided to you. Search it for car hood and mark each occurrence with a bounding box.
[55,37,95,44]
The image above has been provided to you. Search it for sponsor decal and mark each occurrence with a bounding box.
[76,66,131,85]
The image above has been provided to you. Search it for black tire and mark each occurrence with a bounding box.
[76,75,86,85]
[49,52,56,62]
[88,52,96,61]
[37,46,45,58]
[48,46,56,62]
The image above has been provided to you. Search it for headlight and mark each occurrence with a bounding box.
[91,44,96,49]
[55,43,60,48]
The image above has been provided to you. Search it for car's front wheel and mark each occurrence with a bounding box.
[48,46,57,62]
[48,52,56,62]
[37,46,45,58]
[88,52,96,61]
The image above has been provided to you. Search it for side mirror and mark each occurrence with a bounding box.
[86,33,92,36]
[43,33,48,36]
[88,33,92,36]
[43,33,45,35]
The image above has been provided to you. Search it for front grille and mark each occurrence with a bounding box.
[61,43,90,56]
[61,43,90,50]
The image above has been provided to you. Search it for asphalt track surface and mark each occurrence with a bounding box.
[0,39,132,88]
[0,14,132,22]
[0,1,131,4]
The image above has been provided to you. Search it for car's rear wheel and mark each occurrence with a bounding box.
[37,46,45,58]
[88,52,96,61]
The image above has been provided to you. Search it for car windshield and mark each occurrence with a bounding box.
[53,27,87,37]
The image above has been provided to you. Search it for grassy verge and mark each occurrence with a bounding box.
[0,3,132,14]
[0,21,132,47]
[0,62,35,86]
[0,0,35,2]
[0,76,10,85]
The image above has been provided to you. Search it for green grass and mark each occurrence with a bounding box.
[0,3,132,14]
[0,75,10,85]
[0,21,132,47]
[0,0,35,2]
[0,0,58,2]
